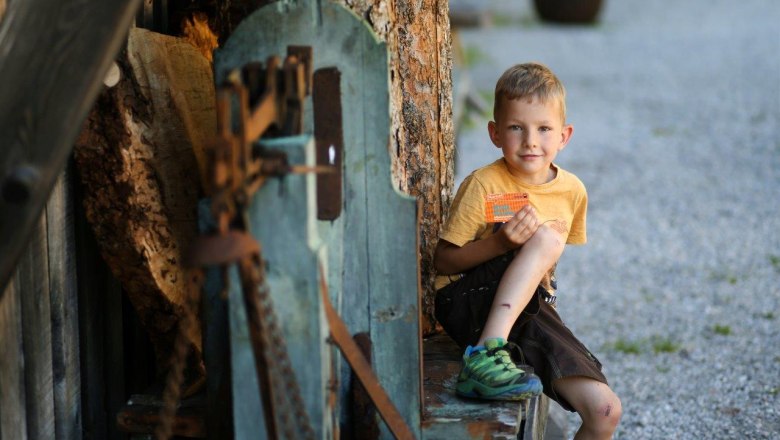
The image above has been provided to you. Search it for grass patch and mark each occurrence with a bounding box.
[712,324,732,336]
[608,334,682,355]
[769,387,779,396]
[609,338,642,355]
[761,312,775,320]
[608,339,642,354]
[770,255,780,272]
[709,270,739,285]
[656,365,670,373]
[652,127,675,137]
[651,336,680,354]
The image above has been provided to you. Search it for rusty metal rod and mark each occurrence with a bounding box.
[319,266,416,440]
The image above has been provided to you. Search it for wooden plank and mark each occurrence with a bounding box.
[422,334,524,440]
[18,214,56,439]
[0,279,28,440]
[522,395,549,440]
[46,165,82,440]
[223,136,327,438]
[357,15,422,438]
[251,136,326,436]
[0,0,142,291]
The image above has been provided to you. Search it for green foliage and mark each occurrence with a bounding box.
[478,89,495,117]
[712,324,732,336]
[461,46,491,68]
[651,336,681,354]
[769,254,780,272]
[610,338,642,355]
[608,334,681,356]
[708,270,739,285]
[652,127,675,137]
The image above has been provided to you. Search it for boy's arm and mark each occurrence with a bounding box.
[435,205,539,274]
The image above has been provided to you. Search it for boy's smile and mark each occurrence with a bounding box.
[488,96,573,185]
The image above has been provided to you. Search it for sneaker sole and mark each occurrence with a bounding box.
[455,378,543,401]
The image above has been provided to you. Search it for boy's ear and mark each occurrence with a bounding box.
[558,124,574,151]
[488,120,501,148]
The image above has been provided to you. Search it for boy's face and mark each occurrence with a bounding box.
[488,96,573,185]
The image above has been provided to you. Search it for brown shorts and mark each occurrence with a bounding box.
[434,253,608,412]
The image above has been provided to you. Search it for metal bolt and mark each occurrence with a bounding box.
[2,165,39,204]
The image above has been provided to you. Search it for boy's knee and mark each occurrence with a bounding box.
[527,224,565,256]
[586,392,622,435]
[600,395,622,430]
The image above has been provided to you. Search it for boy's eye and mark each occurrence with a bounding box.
[509,125,522,131]
[539,126,552,132]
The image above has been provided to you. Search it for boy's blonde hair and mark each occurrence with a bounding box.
[494,63,567,123]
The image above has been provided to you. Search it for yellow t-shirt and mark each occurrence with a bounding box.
[435,159,588,289]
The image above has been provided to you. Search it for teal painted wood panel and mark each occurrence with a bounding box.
[216,3,420,438]
[225,136,328,439]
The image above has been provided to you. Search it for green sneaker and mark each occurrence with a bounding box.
[456,338,542,401]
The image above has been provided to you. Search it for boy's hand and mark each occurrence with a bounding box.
[495,205,539,251]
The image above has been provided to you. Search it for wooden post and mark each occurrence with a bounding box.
[46,167,83,440]
[0,281,28,439]
[18,216,57,439]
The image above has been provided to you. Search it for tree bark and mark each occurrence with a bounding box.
[74,28,216,379]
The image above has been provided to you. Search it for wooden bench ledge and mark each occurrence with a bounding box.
[422,333,548,440]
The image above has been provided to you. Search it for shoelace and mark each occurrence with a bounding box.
[502,341,534,375]
[486,346,518,371]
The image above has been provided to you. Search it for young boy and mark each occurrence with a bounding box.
[434,63,621,439]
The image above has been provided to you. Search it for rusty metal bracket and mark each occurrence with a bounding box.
[313,68,344,220]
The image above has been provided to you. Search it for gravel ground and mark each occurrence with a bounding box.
[452,1,780,438]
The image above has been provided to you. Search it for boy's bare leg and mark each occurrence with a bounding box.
[477,224,565,345]
[553,376,622,440]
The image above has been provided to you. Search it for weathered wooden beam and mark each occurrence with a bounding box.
[0,0,142,291]
[18,216,56,439]
[47,166,82,440]
[0,279,28,439]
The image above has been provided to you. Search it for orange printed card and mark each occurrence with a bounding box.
[485,193,529,223]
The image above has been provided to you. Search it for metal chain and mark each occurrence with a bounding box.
[248,257,316,439]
